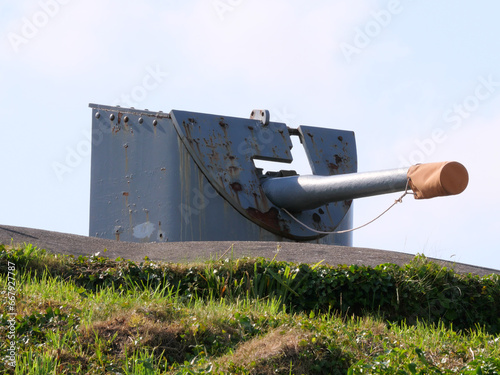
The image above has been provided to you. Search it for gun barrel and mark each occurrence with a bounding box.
[262,168,409,212]
[262,161,469,212]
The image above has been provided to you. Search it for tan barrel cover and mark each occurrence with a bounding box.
[407,162,469,199]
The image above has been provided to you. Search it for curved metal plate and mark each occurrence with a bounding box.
[170,110,358,240]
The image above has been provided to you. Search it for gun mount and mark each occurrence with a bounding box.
[89,104,468,245]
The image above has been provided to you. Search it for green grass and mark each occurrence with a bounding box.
[0,243,499,374]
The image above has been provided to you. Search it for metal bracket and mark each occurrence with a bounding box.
[250,109,270,126]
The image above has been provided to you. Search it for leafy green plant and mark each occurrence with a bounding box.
[1,243,499,374]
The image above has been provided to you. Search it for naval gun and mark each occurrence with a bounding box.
[262,162,468,212]
[88,105,468,246]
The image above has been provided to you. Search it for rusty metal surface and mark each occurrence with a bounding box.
[89,104,269,243]
[170,110,359,242]
[170,110,293,214]
[89,104,179,243]
[298,125,357,176]
[88,105,349,244]
[88,104,469,246]
[88,104,361,244]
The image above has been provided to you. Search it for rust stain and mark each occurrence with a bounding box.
[324,206,335,225]
[227,166,241,175]
[128,209,133,233]
[117,112,123,124]
[122,192,129,196]
[334,154,343,164]
[125,146,128,172]
[158,221,164,240]
[230,182,243,192]
[251,192,260,211]
[337,136,343,142]
[184,121,192,138]
[246,207,281,232]
[257,186,271,212]
[327,163,339,173]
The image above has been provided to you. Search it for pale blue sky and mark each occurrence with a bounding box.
[1,0,499,269]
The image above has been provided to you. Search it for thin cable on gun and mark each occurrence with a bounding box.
[282,178,413,235]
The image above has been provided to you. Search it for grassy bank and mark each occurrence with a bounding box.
[0,243,499,374]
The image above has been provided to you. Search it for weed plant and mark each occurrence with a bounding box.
[0,243,499,374]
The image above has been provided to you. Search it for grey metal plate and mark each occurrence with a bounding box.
[299,125,357,176]
[171,110,293,214]
[170,110,358,240]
